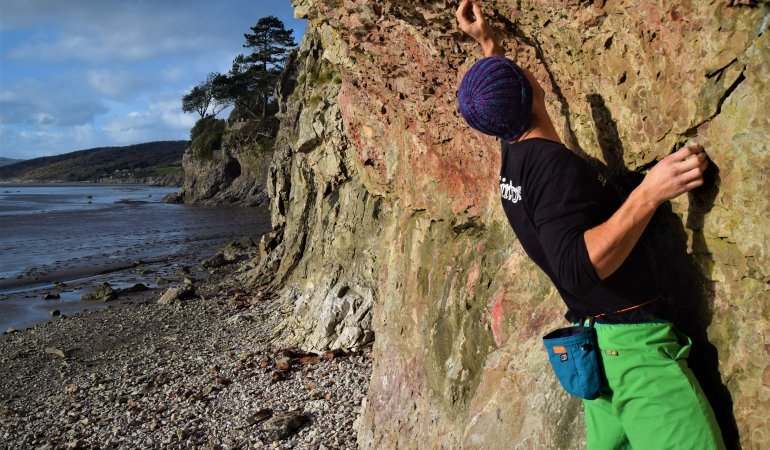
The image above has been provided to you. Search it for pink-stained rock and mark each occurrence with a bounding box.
[245,1,770,448]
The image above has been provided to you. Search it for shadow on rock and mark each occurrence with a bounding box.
[588,93,740,449]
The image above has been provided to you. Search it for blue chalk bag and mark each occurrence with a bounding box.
[542,317,603,400]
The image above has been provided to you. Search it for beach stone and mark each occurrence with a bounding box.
[158,285,195,305]
[246,408,273,425]
[44,347,67,358]
[120,283,149,293]
[274,355,292,371]
[50,309,61,316]
[202,252,228,269]
[43,293,60,300]
[4,327,17,334]
[261,411,310,442]
[238,236,255,248]
[82,283,117,302]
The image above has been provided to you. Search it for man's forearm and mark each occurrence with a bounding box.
[583,186,659,279]
[481,39,505,57]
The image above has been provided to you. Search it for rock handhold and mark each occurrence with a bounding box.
[261,411,310,442]
[82,283,117,302]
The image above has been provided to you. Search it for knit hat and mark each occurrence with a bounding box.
[457,56,533,141]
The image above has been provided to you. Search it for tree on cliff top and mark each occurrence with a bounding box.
[209,16,296,119]
[243,16,297,73]
[182,73,227,119]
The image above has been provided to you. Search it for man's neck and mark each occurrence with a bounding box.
[510,109,562,145]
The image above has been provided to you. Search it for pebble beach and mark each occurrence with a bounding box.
[0,185,372,449]
[0,260,372,449]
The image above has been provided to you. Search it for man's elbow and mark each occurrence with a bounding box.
[556,263,599,297]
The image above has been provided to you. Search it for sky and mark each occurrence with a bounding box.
[0,0,306,160]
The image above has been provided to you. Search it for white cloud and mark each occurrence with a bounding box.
[85,69,155,102]
[102,99,192,144]
[0,79,108,127]
[0,0,306,159]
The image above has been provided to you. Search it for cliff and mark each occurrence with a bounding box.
[167,123,274,205]
[243,1,769,448]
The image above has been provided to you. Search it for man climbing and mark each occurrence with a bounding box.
[455,1,725,449]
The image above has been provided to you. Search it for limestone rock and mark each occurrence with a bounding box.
[158,285,195,305]
[203,252,228,269]
[242,2,770,449]
[82,283,116,302]
[261,411,310,442]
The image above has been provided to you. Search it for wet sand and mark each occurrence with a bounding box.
[0,183,271,332]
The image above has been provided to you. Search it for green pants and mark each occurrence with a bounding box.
[582,322,725,450]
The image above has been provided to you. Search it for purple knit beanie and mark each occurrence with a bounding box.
[457,56,533,141]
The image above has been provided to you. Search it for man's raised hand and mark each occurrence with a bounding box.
[640,142,709,206]
[456,0,504,57]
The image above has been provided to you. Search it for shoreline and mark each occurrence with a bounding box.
[0,236,219,334]
[0,240,371,449]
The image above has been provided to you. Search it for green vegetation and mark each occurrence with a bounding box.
[307,94,323,109]
[190,117,226,159]
[182,73,227,119]
[186,16,297,121]
[181,15,299,162]
[0,141,186,182]
[150,165,182,176]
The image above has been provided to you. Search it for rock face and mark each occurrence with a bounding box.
[167,127,274,206]
[247,1,769,448]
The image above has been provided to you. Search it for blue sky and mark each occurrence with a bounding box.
[0,0,306,160]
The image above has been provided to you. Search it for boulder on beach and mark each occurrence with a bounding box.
[119,283,149,294]
[82,283,117,302]
[203,252,229,269]
[158,284,195,305]
[262,411,310,442]
[42,293,60,300]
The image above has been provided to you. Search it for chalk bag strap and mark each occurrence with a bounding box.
[578,316,596,332]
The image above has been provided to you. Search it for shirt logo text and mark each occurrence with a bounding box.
[500,177,522,204]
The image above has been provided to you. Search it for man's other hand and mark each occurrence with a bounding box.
[456,0,504,57]
[640,142,709,206]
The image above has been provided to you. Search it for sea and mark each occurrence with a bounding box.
[0,183,272,331]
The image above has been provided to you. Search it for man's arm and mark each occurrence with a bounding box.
[584,143,709,279]
[456,0,505,57]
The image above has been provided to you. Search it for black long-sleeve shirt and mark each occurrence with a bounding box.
[499,138,666,323]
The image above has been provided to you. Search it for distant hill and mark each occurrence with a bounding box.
[0,157,23,168]
[0,141,187,183]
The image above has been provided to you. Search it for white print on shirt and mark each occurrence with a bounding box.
[499,176,522,204]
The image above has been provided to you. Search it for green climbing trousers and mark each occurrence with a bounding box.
[582,322,725,450]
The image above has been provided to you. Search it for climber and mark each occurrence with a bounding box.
[455,1,725,449]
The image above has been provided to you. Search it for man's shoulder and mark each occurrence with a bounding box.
[507,138,583,175]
